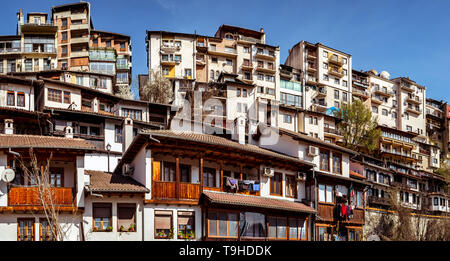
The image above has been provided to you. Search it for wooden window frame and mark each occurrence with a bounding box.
[63,91,71,104]
[318,183,334,204]
[177,211,195,239]
[206,209,239,239]
[319,149,330,172]
[203,167,217,188]
[115,125,123,143]
[287,217,308,241]
[154,211,173,239]
[270,172,283,196]
[16,92,25,107]
[39,218,56,241]
[7,91,15,106]
[92,203,112,232]
[49,167,64,187]
[17,218,35,241]
[332,152,342,174]
[285,175,297,198]
[316,224,335,241]
[117,203,137,233]
[47,88,62,103]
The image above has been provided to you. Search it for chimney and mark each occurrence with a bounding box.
[91,98,99,113]
[4,119,13,134]
[64,126,73,139]
[233,116,246,145]
[260,28,264,33]
[122,117,134,152]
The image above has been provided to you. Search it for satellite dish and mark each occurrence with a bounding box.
[2,169,15,183]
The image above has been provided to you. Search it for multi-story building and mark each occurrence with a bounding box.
[426,98,448,160]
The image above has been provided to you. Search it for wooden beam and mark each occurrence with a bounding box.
[220,161,223,189]
[200,157,204,194]
[176,157,180,200]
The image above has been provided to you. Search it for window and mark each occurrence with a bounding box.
[323,50,328,58]
[93,203,112,231]
[61,32,67,41]
[49,168,63,187]
[266,75,275,82]
[237,88,241,97]
[342,92,347,102]
[243,47,250,53]
[178,211,195,239]
[288,218,307,240]
[163,162,176,182]
[7,91,15,106]
[226,59,232,66]
[15,92,25,107]
[334,101,340,108]
[382,109,388,116]
[323,63,328,69]
[63,91,70,104]
[18,218,35,241]
[332,153,342,174]
[343,69,347,75]
[122,108,142,121]
[118,204,136,232]
[372,106,378,113]
[268,216,288,239]
[334,90,339,99]
[343,58,347,64]
[180,164,191,183]
[318,184,333,203]
[266,88,275,95]
[356,191,364,207]
[334,78,339,85]
[115,125,123,143]
[48,88,62,103]
[184,69,192,77]
[323,74,329,81]
[270,172,282,196]
[313,117,318,125]
[208,210,238,238]
[24,59,32,71]
[258,86,264,93]
[106,40,111,47]
[343,80,347,87]
[406,125,412,132]
[117,73,129,83]
[203,167,216,187]
[155,210,173,239]
[240,212,265,238]
[211,57,218,63]
[61,18,67,28]
[257,74,264,80]
[280,93,302,107]
[319,149,329,171]
[120,42,126,49]
[285,175,297,198]
[39,219,56,241]
[283,114,292,124]
[392,112,397,119]
[242,89,247,97]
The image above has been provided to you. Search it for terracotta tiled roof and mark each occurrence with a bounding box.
[350,170,366,179]
[85,170,149,193]
[140,130,314,167]
[0,134,96,150]
[201,190,316,214]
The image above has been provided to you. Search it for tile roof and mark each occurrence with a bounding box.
[350,170,366,180]
[0,134,96,150]
[201,190,316,214]
[140,130,314,167]
[85,170,149,193]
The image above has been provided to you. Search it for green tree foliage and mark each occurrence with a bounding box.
[335,99,381,152]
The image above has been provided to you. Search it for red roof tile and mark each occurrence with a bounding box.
[0,134,96,150]
[201,190,316,214]
[85,170,149,193]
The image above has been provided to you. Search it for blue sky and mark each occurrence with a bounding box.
[1,0,449,101]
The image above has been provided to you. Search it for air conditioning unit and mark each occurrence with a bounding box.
[263,167,274,177]
[308,146,319,156]
[296,172,306,181]
[123,164,134,176]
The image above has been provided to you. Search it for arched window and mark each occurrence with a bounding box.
[225,33,234,40]
[216,70,220,80]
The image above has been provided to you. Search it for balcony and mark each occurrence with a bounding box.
[70,23,89,31]
[381,149,417,162]
[328,53,344,66]
[371,96,383,105]
[316,87,327,97]
[407,96,422,105]
[237,35,262,44]
[312,100,328,112]
[71,51,89,58]
[255,65,276,74]
[306,77,318,85]
[352,88,369,99]
[324,127,342,137]
[317,203,364,224]
[8,187,74,207]
[255,51,276,61]
[241,62,253,71]
[368,196,391,206]
[161,43,181,53]
[208,46,237,58]
[352,80,369,89]
[151,181,202,201]
[307,64,317,72]
[71,13,88,21]
[374,87,394,97]
[328,66,344,78]
[406,106,422,115]
[279,69,292,78]
[306,51,317,60]
[20,22,58,33]
[400,83,415,92]
[70,37,89,44]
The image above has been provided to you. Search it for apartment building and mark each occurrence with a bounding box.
[426,98,448,160]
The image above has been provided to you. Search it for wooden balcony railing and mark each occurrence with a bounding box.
[152,181,176,199]
[8,187,73,206]
[179,183,201,200]
[317,203,365,224]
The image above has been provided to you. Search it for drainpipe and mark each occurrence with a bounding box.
[8,148,21,157]
[313,168,317,241]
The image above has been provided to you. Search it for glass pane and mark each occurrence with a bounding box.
[277,217,287,239]
[319,184,325,202]
[228,213,238,237]
[268,217,277,238]
[289,218,297,239]
[208,213,217,236]
[218,212,227,237]
[326,186,333,203]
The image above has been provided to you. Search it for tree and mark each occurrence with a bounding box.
[16,148,77,241]
[115,85,133,100]
[435,160,450,184]
[140,69,173,104]
[335,99,381,152]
